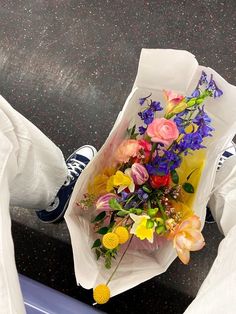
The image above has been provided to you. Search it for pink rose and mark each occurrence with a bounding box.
[115,139,141,163]
[147,118,179,146]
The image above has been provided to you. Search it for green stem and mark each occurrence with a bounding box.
[156,199,167,220]
[106,235,134,285]
[125,194,136,206]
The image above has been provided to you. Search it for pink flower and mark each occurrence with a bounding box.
[171,215,205,264]
[131,163,149,185]
[115,139,141,163]
[96,193,117,211]
[164,90,187,118]
[164,90,184,105]
[146,118,179,146]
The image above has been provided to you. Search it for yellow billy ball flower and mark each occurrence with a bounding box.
[102,232,119,249]
[114,226,129,244]
[93,284,110,304]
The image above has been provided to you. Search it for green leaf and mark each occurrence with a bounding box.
[183,182,194,193]
[117,210,128,217]
[142,185,152,193]
[130,132,139,139]
[108,221,115,230]
[92,211,106,223]
[92,239,101,249]
[95,249,101,260]
[186,168,198,181]
[109,198,122,210]
[105,253,112,269]
[127,125,138,139]
[171,170,179,184]
[97,227,109,234]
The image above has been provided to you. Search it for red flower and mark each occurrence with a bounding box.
[133,140,152,163]
[150,174,170,189]
[138,139,152,152]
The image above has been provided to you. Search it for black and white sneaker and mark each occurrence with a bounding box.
[36,145,97,223]
[217,146,236,171]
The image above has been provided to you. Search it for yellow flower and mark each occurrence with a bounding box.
[88,168,116,196]
[114,226,129,244]
[130,214,155,243]
[102,232,119,249]
[106,176,115,192]
[113,169,135,193]
[93,284,110,304]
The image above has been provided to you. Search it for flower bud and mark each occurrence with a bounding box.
[155,225,166,235]
[131,163,149,185]
[96,193,117,211]
[147,208,159,218]
[146,219,154,229]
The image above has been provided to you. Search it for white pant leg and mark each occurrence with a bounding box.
[0,96,68,313]
[184,155,236,314]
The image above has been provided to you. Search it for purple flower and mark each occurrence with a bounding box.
[207,76,223,98]
[137,189,149,201]
[139,98,146,105]
[207,76,216,91]
[150,101,163,111]
[191,89,201,97]
[193,106,211,125]
[139,126,147,135]
[178,133,205,151]
[146,163,159,175]
[139,94,152,105]
[138,108,154,125]
[120,191,130,201]
[199,71,208,85]
[214,87,223,98]
[193,106,214,137]
[174,116,186,134]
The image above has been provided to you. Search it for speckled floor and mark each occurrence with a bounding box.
[1,0,235,313]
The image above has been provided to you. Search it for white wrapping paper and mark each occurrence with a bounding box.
[65,49,236,297]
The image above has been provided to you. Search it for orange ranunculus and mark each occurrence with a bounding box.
[115,139,141,163]
[170,215,205,264]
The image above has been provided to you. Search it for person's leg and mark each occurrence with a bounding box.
[0,95,95,313]
[0,130,26,314]
[184,154,236,313]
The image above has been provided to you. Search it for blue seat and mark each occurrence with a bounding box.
[19,274,104,314]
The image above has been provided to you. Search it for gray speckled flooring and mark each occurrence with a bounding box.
[1,0,234,313]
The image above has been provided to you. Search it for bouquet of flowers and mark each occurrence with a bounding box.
[65,49,235,306]
[78,71,223,304]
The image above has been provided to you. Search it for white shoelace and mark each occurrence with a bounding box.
[64,158,86,185]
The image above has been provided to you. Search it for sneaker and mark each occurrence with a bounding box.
[217,145,235,171]
[36,145,97,223]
